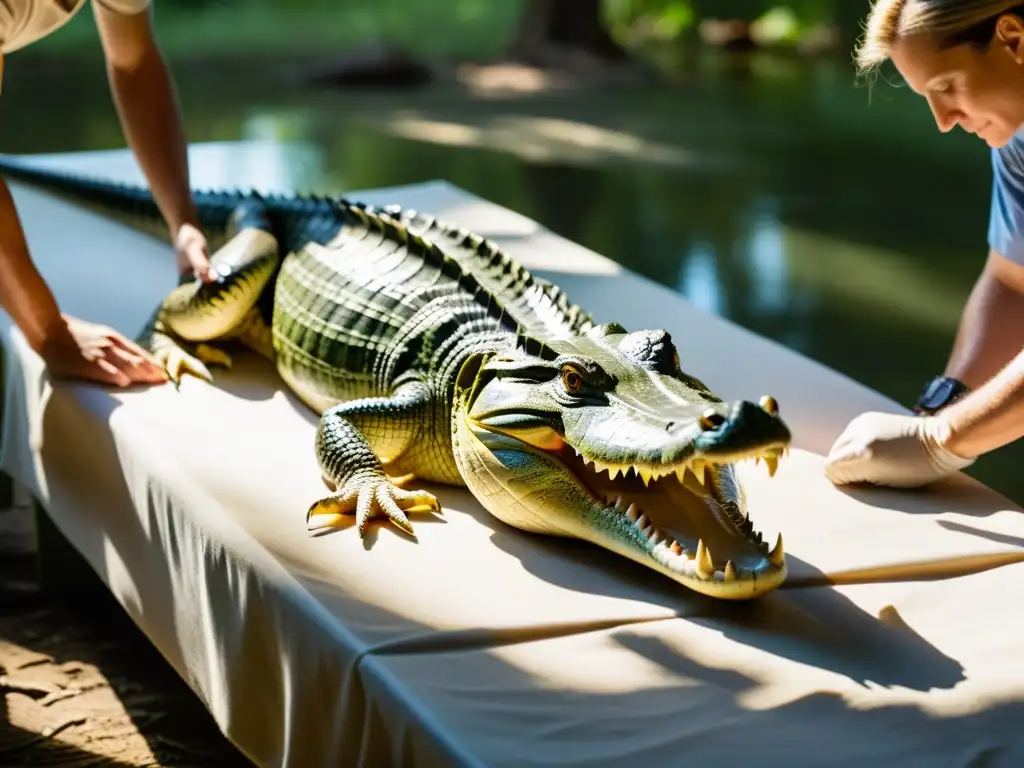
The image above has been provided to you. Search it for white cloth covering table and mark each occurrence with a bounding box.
[2,141,1023,767]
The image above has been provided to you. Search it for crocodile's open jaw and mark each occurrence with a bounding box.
[452,325,792,600]
[455,410,787,600]
[555,444,786,594]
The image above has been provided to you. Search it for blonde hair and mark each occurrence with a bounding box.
[855,0,1024,73]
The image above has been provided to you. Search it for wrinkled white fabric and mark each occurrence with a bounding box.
[2,143,1024,767]
[0,0,150,54]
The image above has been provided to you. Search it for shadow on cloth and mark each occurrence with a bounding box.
[481,524,964,693]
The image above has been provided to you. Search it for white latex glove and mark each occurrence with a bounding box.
[825,411,975,488]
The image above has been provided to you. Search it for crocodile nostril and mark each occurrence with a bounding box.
[699,409,725,431]
[666,421,675,431]
[759,395,779,416]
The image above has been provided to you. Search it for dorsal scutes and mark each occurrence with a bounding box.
[514,331,560,362]
[352,201,594,338]
[339,201,524,337]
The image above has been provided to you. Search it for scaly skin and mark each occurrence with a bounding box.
[0,156,792,600]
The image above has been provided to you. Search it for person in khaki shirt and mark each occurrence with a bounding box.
[0,0,216,388]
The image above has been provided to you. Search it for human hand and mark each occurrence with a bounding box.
[174,222,217,283]
[825,410,975,489]
[37,313,168,388]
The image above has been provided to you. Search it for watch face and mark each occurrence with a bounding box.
[918,377,966,412]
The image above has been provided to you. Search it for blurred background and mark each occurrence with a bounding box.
[0,0,1011,501]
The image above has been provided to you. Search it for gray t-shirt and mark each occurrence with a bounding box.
[0,0,150,54]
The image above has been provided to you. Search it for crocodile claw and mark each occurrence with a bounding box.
[154,345,212,385]
[306,478,441,538]
[195,343,233,369]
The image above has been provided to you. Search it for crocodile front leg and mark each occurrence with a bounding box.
[306,380,441,538]
[139,223,280,385]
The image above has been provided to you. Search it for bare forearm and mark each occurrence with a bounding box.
[106,48,196,235]
[941,345,1024,457]
[0,178,63,351]
[944,264,1024,388]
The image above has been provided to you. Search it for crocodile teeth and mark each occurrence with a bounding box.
[670,540,683,555]
[695,539,715,579]
[691,461,707,486]
[765,455,779,478]
[635,513,649,530]
[624,503,639,523]
[769,533,784,567]
[638,467,654,486]
[723,560,737,582]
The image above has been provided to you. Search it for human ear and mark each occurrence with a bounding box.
[996,13,1024,62]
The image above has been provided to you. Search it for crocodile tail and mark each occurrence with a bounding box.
[0,153,245,243]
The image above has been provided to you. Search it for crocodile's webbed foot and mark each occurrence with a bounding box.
[305,381,440,538]
[307,471,440,537]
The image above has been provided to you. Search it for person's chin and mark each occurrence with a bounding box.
[978,121,1018,148]
[977,124,1002,147]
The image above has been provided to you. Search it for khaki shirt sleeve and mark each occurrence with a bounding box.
[92,0,151,14]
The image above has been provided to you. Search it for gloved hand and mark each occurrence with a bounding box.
[825,411,976,488]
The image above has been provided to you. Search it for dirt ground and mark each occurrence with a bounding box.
[0,482,254,767]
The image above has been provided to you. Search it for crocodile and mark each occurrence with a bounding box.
[0,155,792,600]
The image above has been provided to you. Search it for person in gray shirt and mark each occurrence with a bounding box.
[0,0,216,388]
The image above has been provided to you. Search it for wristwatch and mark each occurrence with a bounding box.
[913,375,969,415]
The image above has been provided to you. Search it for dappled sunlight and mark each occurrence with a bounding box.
[457,62,574,96]
[383,565,1024,726]
[385,113,708,169]
[0,489,247,766]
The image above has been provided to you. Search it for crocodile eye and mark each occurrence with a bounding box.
[561,366,584,394]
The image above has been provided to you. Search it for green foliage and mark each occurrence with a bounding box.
[604,0,869,47]
[22,0,872,64]
[29,0,524,62]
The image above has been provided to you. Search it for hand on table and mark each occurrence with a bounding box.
[38,313,168,388]
[825,410,975,488]
[174,222,218,283]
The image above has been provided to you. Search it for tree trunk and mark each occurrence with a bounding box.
[511,0,629,63]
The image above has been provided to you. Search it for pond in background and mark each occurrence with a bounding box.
[0,49,1018,501]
